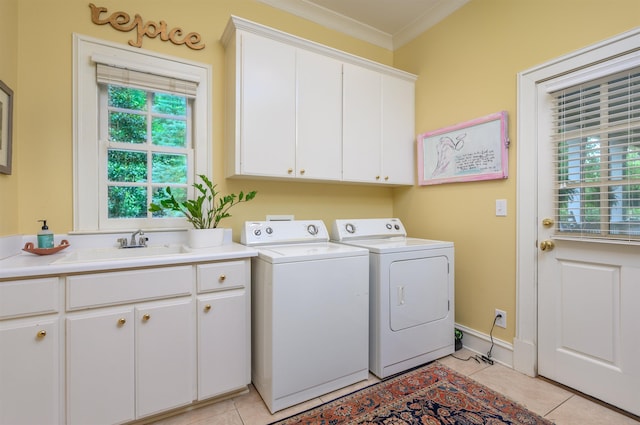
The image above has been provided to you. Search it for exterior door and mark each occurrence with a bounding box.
[537,67,640,416]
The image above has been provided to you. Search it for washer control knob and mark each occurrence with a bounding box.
[386,223,392,230]
[394,224,400,230]
[345,223,356,234]
[253,229,262,236]
[266,227,273,235]
[307,224,318,235]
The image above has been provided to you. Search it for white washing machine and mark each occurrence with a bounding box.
[241,220,369,413]
[332,218,454,378]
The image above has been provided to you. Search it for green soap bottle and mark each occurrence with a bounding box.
[37,220,54,249]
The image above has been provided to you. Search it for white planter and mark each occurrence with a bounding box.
[187,228,225,248]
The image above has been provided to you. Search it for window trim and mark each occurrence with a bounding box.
[73,34,212,233]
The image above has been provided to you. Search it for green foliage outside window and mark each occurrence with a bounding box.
[106,85,189,220]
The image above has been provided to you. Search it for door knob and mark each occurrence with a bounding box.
[542,218,554,227]
[540,240,555,251]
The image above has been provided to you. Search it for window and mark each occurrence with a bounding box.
[74,35,211,232]
[551,67,640,241]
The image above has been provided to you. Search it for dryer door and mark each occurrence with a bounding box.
[389,256,449,331]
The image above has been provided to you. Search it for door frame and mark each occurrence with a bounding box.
[514,27,640,377]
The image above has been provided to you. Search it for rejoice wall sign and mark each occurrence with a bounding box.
[89,3,205,50]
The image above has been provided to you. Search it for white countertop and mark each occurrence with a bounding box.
[0,231,258,280]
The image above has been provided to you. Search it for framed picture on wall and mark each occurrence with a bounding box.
[417,111,509,185]
[0,80,14,175]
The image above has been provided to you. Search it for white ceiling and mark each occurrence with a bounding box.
[257,0,469,50]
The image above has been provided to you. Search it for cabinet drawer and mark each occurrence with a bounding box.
[0,277,60,319]
[197,261,247,293]
[67,266,193,310]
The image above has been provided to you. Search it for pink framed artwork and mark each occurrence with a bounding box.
[417,111,509,185]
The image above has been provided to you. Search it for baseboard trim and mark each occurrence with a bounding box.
[455,323,513,368]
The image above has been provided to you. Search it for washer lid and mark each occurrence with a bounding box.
[338,237,453,254]
[254,242,368,263]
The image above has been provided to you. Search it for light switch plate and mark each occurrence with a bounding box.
[496,199,507,216]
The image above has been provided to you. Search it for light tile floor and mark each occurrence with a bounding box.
[149,349,639,425]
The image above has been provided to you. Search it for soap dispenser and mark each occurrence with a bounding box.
[37,220,54,249]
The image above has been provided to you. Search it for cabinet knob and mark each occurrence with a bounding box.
[300,169,305,175]
[384,176,389,181]
[219,274,226,282]
[142,314,151,321]
[375,175,381,180]
[287,168,293,174]
[118,318,127,326]
[204,304,212,312]
[36,330,47,338]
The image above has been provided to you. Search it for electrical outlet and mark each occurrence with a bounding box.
[494,309,507,328]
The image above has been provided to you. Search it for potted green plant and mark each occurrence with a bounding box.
[149,174,257,247]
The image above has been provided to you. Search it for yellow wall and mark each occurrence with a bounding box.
[10,0,395,238]
[393,0,640,340]
[0,0,19,235]
[3,0,640,344]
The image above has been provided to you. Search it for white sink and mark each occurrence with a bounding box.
[54,245,191,264]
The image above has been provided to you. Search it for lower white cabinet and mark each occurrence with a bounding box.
[197,289,249,399]
[135,299,194,417]
[66,307,135,425]
[66,298,194,425]
[1,256,251,425]
[0,316,60,425]
[0,277,61,425]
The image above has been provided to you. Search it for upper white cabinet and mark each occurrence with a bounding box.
[222,16,416,186]
[382,75,416,185]
[234,32,296,178]
[343,65,415,184]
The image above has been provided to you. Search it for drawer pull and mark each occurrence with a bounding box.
[118,318,127,326]
[36,330,47,338]
[204,304,212,312]
[219,274,226,282]
[142,314,151,321]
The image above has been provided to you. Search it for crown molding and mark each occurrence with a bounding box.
[258,0,393,49]
[393,0,469,49]
[257,0,469,50]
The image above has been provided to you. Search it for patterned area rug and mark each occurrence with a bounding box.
[269,363,553,424]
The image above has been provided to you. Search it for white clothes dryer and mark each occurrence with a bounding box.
[332,218,454,378]
[241,220,369,413]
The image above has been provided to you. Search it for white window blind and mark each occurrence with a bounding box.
[551,66,640,242]
[96,63,198,98]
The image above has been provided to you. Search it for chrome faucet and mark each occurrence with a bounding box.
[130,229,144,246]
[117,230,148,248]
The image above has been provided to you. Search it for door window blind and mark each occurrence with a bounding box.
[551,66,640,242]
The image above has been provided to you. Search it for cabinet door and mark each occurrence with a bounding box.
[382,75,415,185]
[241,32,296,177]
[136,298,194,418]
[297,50,343,180]
[67,307,134,425]
[197,289,249,400]
[0,317,59,425]
[343,63,382,183]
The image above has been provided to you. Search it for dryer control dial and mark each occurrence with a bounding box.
[345,223,356,234]
[306,224,318,235]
